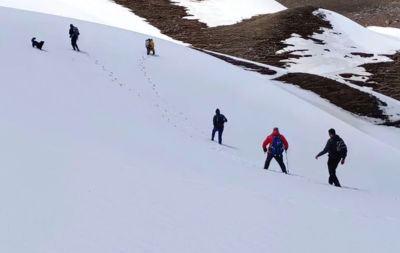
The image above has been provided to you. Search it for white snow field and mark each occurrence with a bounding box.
[0,0,173,41]
[172,0,286,27]
[369,26,400,41]
[1,6,400,253]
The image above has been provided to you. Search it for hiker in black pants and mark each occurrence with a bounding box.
[315,128,347,187]
[211,109,227,144]
[69,24,80,51]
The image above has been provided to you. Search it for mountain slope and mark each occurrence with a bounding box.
[107,1,400,124]
[1,6,400,253]
[0,0,173,41]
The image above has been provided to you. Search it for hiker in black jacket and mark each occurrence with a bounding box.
[315,128,347,187]
[69,24,80,51]
[211,109,228,144]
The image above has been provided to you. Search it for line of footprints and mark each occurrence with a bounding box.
[91,55,253,169]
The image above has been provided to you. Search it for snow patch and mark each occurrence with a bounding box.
[368,26,400,41]
[172,0,286,27]
[278,9,400,75]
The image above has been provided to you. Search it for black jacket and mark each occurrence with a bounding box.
[317,135,347,159]
[213,114,227,129]
[69,26,79,38]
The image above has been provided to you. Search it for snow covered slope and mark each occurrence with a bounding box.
[172,0,286,27]
[368,26,400,41]
[0,0,173,41]
[2,6,400,253]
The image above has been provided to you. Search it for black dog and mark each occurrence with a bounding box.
[31,37,45,50]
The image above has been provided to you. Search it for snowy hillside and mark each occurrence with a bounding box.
[0,0,173,41]
[369,26,400,40]
[2,6,400,253]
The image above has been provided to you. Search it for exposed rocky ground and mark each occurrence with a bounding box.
[113,0,400,126]
[276,73,388,120]
[341,53,400,101]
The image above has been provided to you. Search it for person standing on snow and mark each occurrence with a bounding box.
[315,128,347,187]
[211,108,228,144]
[145,38,155,55]
[262,127,289,174]
[69,24,80,51]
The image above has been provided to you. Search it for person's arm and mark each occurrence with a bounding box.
[342,146,347,159]
[223,115,228,123]
[281,135,289,151]
[262,137,271,153]
[316,140,330,159]
[341,144,347,164]
[213,115,217,127]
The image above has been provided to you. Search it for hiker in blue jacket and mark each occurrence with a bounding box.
[69,24,80,51]
[211,109,228,144]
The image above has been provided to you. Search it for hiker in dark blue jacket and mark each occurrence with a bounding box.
[69,24,80,51]
[211,109,228,144]
[316,128,347,187]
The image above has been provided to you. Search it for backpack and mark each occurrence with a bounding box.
[336,138,347,157]
[270,136,284,156]
[73,27,80,36]
[215,115,226,127]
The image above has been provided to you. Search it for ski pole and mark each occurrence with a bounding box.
[285,150,289,174]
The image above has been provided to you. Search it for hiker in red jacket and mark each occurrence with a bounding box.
[262,127,289,174]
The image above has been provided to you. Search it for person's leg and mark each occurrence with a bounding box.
[147,47,150,55]
[274,155,287,174]
[152,49,155,55]
[218,128,223,144]
[211,128,217,141]
[328,158,341,187]
[264,153,274,170]
[71,37,77,50]
[328,177,333,185]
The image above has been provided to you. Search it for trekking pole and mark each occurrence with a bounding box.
[285,150,290,174]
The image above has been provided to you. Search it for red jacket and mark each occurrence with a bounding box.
[262,130,289,153]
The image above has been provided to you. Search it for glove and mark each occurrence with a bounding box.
[263,147,267,153]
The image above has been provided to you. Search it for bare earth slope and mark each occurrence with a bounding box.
[113,1,329,66]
